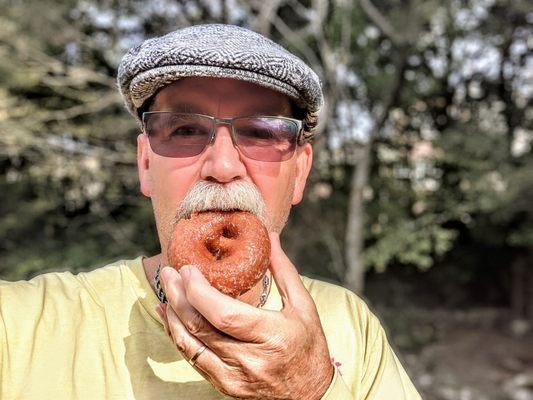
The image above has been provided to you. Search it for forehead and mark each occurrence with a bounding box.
[150,77,293,116]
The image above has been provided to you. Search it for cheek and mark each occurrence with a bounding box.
[244,159,295,212]
[149,157,201,218]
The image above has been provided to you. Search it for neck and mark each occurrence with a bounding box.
[142,254,270,307]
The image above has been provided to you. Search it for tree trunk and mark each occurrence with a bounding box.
[342,51,408,294]
[344,142,372,293]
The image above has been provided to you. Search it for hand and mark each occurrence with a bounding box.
[155,233,334,399]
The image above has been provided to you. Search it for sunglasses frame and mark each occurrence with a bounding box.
[141,111,305,162]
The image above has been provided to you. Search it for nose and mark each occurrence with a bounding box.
[199,124,247,184]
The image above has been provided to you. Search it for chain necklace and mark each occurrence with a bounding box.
[154,263,271,308]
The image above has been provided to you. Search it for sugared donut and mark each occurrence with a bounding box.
[168,211,270,297]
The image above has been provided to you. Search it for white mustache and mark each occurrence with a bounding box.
[174,180,266,225]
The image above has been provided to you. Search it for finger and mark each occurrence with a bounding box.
[161,266,215,337]
[161,267,239,354]
[165,300,228,381]
[268,233,313,311]
[166,306,261,400]
[179,264,276,342]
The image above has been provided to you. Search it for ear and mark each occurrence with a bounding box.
[137,133,152,197]
[291,142,313,205]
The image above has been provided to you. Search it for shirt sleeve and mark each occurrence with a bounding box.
[359,312,422,400]
[303,277,421,400]
[321,322,421,400]
[320,366,353,399]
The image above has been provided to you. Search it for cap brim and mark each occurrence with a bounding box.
[129,64,309,114]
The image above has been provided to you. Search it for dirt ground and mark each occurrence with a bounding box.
[378,307,533,400]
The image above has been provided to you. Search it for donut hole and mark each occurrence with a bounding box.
[204,224,239,261]
[205,240,228,260]
[221,224,238,239]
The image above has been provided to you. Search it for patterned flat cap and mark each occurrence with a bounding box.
[118,24,323,137]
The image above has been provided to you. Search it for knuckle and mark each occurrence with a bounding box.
[172,332,188,354]
[245,360,267,380]
[217,311,240,331]
[185,313,206,336]
[174,339,186,354]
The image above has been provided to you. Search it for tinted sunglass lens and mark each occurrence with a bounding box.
[234,118,298,162]
[144,114,212,157]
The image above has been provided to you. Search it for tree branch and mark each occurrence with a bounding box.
[358,0,409,47]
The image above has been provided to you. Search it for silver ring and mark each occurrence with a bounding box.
[189,345,207,367]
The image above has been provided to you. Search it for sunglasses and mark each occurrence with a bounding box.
[142,112,304,162]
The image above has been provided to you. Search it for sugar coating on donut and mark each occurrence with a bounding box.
[168,211,271,297]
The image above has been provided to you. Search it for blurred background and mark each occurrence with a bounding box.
[0,0,532,398]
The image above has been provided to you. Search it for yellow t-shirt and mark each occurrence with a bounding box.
[0,257,421,399]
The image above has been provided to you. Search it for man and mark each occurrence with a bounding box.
[0,24,421,399]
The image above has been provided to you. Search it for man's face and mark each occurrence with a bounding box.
[137,77,313,261]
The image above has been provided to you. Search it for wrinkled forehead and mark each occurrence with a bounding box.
[148,77,294,116]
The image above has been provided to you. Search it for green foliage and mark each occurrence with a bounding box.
[0,0,154,280]
[364,216,457,272]
[0,0,531,297]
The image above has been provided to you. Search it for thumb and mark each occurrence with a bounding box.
[268,233,309,310]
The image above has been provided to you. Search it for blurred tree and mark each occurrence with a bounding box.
[426,0,533,318]
[0,0,138,278]
[249,0,460,292]
[0,0,531,322]
[253,0,532,309]
[0,0,250,280]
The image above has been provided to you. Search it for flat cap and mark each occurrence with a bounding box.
[117,24,323,137]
